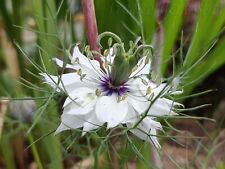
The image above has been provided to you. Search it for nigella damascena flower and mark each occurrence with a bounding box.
[40,33,182,148]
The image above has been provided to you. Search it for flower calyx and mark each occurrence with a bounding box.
[97,32,154,86]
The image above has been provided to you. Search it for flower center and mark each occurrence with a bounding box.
[100,76,129,96]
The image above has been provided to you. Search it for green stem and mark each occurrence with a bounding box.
[27,133,44,169]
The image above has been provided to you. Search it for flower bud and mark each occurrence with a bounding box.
[9,98,36,123]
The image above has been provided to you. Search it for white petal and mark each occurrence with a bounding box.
[63,87,97,115]
[129,77,173,99]
[148,129,161,148]
[71,46,103,75]
[142,117,163,131]
[162,98,183,107]
[53,58,77,69]
[40,73,86,93]
[152,83,171,98]
[53,57,103,86]
[51,46,104,85]
[129,117,162,148]
[55,114,85,134]
[122,104,139,123]
[71,46,88,64]
[128,76,151,97]
[64,102,94,115]
[130,128,161,148]
[129,55,151,77]
[128,77,180,117]
[127,78,151,114]
[101,48,115,75]
[40,73,61,92]
[148,98,178,116]
[95,95,128,128]
[127,94,149,115]
[104,48,115,64]
[82,114,104,136]
[63,87,96,106]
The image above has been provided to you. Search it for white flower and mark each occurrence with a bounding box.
[41,45,182,148]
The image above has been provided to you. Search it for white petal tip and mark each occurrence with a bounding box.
[170,111,179,116]
[54,128,62,135]
[107,122,117,129]
[39,73,47,79]
[81,131,86,137]
[54,124,69,134]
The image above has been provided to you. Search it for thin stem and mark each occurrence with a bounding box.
[109,134,120,169]
[136,0,145,43]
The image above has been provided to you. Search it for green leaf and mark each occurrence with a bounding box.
[184,0,224,67]
[0,136,17,169]
[137,0,156,44]
[95,0,155,48]
[161,0,187,74]
[183,36,225,95]
[31,0,58,73]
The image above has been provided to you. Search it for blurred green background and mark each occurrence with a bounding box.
[0,0,225,168]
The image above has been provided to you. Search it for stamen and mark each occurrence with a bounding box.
[75,57,80,64]
[95,89,101,96]
[117,95,127,102]
[141,78,148,86]
[131,65,138,73]
[77,69,82,76]
[80,74,87,81]
[148,93,154,101]
[146,86,152,95]
[103,49,108,56]
[108,37,113,47]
